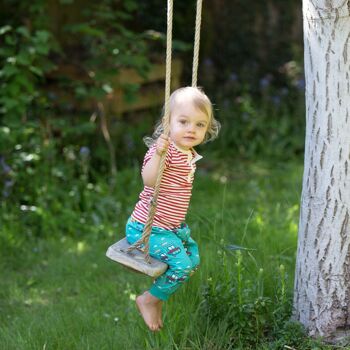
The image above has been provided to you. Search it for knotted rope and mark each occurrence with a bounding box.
[192,0,203,87]
[127,0,203,262]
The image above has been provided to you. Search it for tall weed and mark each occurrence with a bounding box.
[201,246,292,348]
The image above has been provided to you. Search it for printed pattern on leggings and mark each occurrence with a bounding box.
[125,218,200,301]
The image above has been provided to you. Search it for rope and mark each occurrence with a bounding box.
[127,0,203,263]
[192,0,203,87]
[127,0,173,262]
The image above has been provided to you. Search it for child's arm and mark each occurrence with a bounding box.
[142,134,170,188]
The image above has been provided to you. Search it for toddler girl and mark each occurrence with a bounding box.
[126,86,220,331]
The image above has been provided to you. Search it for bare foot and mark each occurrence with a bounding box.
[136,291,162,331]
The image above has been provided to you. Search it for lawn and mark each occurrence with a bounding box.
[0,160,332,349]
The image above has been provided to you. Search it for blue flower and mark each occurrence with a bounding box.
[2,179,14,198]
[295,78,305,91]
[0,156,11,175]
[271,95,281,106]
[203,58,213,67]
[259,75,272,89]
[124,135,135,150]
[229,73,238,82]
[79,146,90,158]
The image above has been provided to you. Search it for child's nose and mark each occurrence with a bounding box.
[187,124,195,132]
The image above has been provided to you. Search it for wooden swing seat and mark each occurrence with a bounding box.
[106,238,168,278]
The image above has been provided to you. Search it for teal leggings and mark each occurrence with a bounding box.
[125,217,200,301]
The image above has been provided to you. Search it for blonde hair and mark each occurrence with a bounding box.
[144,86,220,147]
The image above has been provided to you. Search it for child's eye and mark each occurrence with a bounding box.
[197,123,206,128]
[179,120,187,125]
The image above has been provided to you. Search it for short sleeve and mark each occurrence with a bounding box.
[141,144,172,172]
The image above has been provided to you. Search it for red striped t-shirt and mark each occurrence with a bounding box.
[131,142,202,230]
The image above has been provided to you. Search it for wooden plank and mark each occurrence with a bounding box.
[46,58,183,114]
[116,59,183,85]
[105,86,163,114]
[107,60,182,113]
[106,83,180,114]
[106,238,168,278]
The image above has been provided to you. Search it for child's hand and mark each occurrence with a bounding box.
[156,134,170,156]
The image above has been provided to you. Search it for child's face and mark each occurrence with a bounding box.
[169,97,209,151]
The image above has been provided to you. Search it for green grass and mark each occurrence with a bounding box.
[0,160,336,349]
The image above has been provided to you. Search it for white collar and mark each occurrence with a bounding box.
[191,148,203,164]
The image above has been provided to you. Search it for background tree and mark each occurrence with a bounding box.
[293,0,350,344]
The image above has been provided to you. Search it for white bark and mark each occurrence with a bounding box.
[293,0,350,343]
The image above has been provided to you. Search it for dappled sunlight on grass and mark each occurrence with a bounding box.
[1,160,308,349]
[254,212,265,228]
[6,281,50,312]
[22,291,50,308]
[287,204,299,236]
[190,160,303,310]
[76,241,88,255]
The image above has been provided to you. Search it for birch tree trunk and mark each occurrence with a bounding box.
[293,0,350,343]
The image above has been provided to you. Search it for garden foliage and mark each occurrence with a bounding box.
[0,3,310,346]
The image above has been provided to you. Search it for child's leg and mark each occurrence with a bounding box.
[126,218,198,298]
[135,291,163,331]
[125,219,193,330]
[125,219,163,331]
[183,237,200,273]
[172,223,200,273]
[148,232,194,301]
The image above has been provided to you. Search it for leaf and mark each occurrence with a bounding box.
[102,84,113,94]
[2,64,19,78]
[5,35,16,46]
[0,25,12,36]
[67,23,104,38]
[172,39,192,52]
[35,30,50,43]
[124,0,138,12]
[29,66,43,77]
[0,47,14,58]
[226,244,257,251]
[16,52,32,66]
[16,26,30,38]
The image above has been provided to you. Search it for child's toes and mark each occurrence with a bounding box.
[152,323,160,332]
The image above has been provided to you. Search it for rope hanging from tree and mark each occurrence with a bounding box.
[127,0,203,263]
[192,0,203,88]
